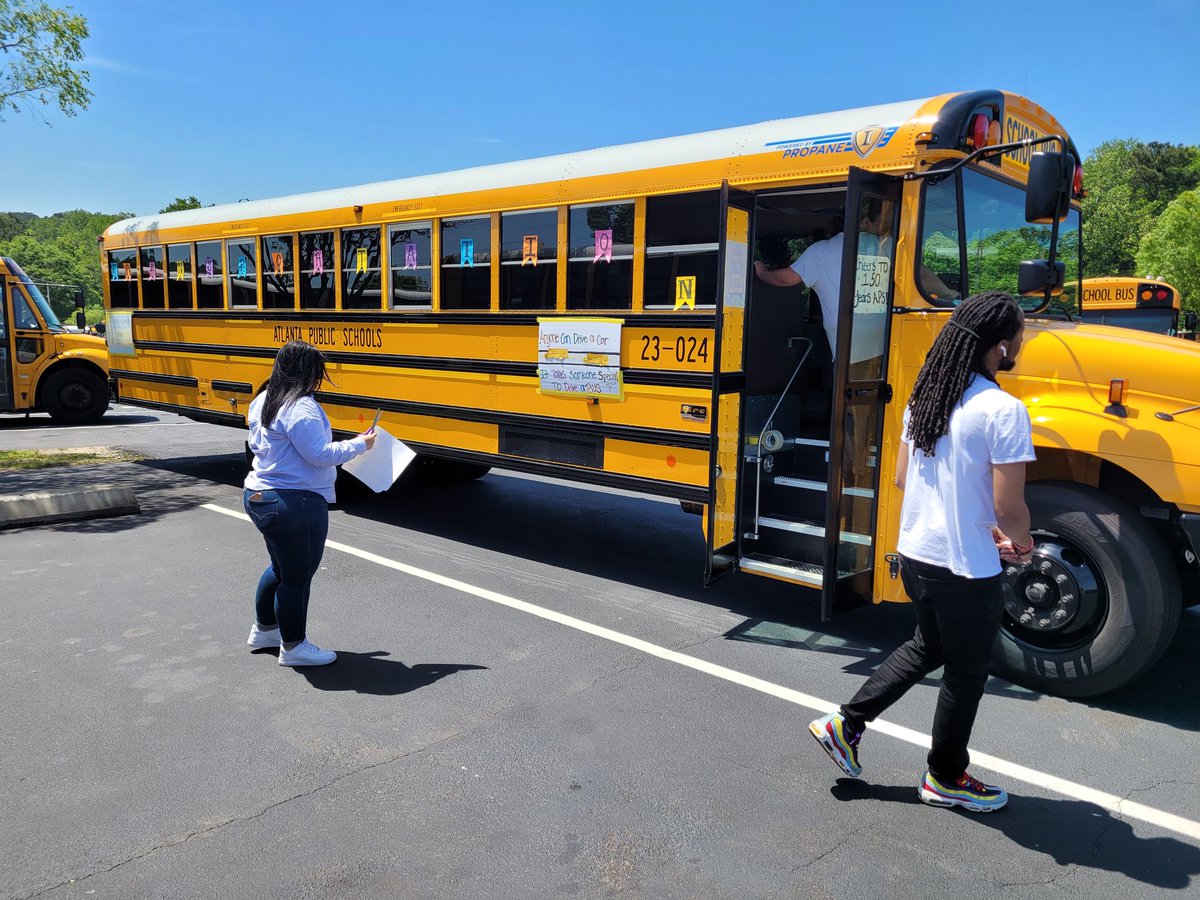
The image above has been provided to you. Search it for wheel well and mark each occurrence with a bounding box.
[35,360,108,408]
[1030,446,1195,594]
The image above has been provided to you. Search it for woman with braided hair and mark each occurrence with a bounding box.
[808,290,1036,813]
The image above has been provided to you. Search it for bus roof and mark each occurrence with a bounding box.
[103,90,1074,242]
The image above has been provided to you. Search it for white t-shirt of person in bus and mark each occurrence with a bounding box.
[896,375,1037,578]
[791,232,889,365]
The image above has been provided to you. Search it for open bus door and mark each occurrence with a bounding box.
[0,278,12,412]
[705,183,755,584]
[820,168,903,619]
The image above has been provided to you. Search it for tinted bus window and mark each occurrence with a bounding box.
[226,239,258,308]
[440,217,491,310]
[388,223,432,308]
[300,231,335,310]
[500,209,557,310]
[108,249,138,308]
[262,234,295,310]
[196,241,224,308]
[139,246,166,308]
[644,191,719,308]
[342,227,382,310]
[568,202,633,310]
[167,244,193,309]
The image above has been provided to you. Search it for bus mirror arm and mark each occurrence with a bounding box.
[903,135,1068,185]
[1156,405,1200,422]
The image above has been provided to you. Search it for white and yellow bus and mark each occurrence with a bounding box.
[1078,276,1195,338]
[102,90,1200,697]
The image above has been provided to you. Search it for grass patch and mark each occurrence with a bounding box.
[0,447,145,471]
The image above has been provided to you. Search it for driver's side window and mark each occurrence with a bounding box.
[13,292,39,330]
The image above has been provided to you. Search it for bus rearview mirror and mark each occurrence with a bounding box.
[1025,151,1073,224]
[76,310,86,330]
[74,289,85,309]
[1018,259,1065,297]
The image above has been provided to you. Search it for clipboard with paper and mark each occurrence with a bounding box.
[341,427,415,492]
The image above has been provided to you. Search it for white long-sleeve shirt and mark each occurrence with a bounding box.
[243,393,366,502]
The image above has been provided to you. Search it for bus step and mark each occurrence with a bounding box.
[758,515,873,547]
[740,554,823,586]
[774,476,875,499]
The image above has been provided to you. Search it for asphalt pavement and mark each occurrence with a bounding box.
[2,406,1198,899]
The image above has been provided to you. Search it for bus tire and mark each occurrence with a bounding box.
[992,482,1181,698]
[42,368,108,425]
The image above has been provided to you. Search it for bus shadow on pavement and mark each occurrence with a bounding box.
[279,651,487,696]
[831,780,1200,889]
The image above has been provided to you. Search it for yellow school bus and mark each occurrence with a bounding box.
[1078,276,1195,337]
[1,257,110,424]
[101,90,1200,698]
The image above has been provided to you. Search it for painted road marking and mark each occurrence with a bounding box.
[203,502,1200,843]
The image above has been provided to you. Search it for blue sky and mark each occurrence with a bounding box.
[3,0,1198,217]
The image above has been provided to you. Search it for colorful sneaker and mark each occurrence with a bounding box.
[278,639,336,667]
[918,771,1008,812]
[246,622,281,650]
[808,712,863,778]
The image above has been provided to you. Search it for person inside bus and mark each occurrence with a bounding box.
[808,290,1035,813]
[243,340,377,667]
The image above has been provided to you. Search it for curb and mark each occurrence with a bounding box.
[0,487,140,530]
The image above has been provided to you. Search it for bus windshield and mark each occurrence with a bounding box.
[918,168,1081,308]
[2,258,66,332]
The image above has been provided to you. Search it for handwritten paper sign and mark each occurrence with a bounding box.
[853,255,890,314]
[106,311,135,357]
[537,317,624,400]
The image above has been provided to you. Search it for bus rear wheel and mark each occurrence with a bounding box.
[42,368,108,425]
[991,482,1181,698]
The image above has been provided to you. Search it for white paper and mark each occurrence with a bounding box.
[340,427,415,493]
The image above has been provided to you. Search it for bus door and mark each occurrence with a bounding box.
[820,168,902,619]
[7,280,52,412]
[704,184,754,584]
[0,278,12,412]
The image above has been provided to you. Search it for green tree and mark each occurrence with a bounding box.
[1081,139,1200,277]
[0,0,90,120]
[1136,188,1200,313]
[0,208,130,315]
[159,196,204,213]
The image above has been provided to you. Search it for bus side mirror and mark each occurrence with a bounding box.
[1018,259,1065,297]
[76,310,86,330]
[1186,311,1198,333]
[73,289,85,309]
[1026,151,1074,224]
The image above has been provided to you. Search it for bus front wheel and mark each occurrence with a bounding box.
[992,482,1181,698]
[42,368,108,425]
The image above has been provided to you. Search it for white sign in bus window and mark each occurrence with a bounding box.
[107,311,135,357]
[537,317,624,400]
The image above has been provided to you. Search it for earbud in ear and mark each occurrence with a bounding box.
[1000,344,1008,357]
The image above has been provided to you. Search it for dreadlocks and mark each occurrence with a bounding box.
[260,341,331,428]
[906,290,1023,456]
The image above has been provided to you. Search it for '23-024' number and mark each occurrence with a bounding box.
[639,335,709,364]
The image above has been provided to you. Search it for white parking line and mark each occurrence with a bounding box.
[203,502,1200,843]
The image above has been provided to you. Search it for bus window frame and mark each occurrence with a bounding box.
[386,220,434,311]
[914,164,1083,309]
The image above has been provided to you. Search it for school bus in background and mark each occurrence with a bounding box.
[1078,276,1196,338]
[1,257,110,424]
[101,89,1200,698]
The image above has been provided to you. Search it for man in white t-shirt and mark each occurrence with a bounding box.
[807,290,1035,814]
[752,200,891,367]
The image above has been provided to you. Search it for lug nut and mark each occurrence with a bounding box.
[1055,574,1068,584]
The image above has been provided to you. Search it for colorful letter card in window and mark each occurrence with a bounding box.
[313,250,324,275]
[461,239,474,268]
[404,242,417,270]
[594,229,612,263]
[522,235,538,266]
[674,276,696,310]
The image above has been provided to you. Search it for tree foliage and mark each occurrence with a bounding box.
[1081,139,1200,278]
[159,196,204,213]
[1136,189,1200,313]
[0,208,130,315]
[0,0,90,121]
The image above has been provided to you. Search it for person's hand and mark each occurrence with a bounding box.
[360,430,377,450]
[754,260,766,276]
[993,526,1033,565]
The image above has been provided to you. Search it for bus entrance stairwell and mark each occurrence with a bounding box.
[736,187,851,590]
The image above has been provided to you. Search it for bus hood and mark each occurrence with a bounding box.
[1011,320,1200,411]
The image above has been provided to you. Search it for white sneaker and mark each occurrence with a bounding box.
[278,639,337,667]
[247,623,281,649]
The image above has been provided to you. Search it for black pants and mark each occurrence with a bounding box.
[840,556,1004,782]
